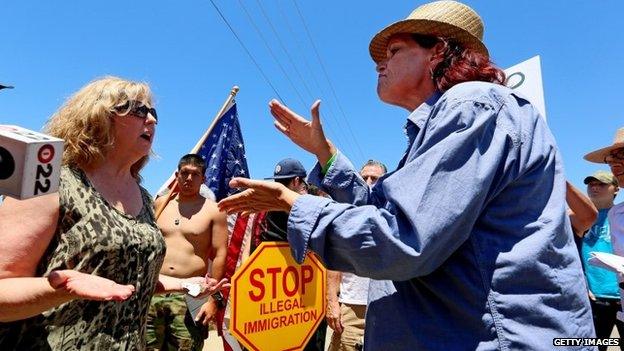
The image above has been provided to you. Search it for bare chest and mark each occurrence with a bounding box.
[158,200,213,240]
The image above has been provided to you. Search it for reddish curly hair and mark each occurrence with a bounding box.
[412,34,506,92]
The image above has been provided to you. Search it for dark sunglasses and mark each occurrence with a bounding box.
[115,100,158,121]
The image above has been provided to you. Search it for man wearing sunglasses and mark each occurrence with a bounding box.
[585,127,624,328]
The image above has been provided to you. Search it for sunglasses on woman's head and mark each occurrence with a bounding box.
[115,100,158,121]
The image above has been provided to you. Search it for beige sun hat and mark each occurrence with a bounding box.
[369,0,488,64]
[584,128,624,163]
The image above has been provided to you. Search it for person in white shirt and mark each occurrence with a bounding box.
[326,160,386,351]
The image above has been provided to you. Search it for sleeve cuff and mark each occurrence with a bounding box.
[287,194,331,263]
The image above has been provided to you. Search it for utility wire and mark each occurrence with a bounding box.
[208,0,285,102]
[292,0,365,162]
[274,1,327,101]
[263,0,352,154]
[236,0,308,110]
[255,0,315,101]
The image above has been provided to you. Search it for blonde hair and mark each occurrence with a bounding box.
[45,76,154,180]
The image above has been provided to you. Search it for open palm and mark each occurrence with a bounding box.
[218,178,300,215]
[269,99,335,163]
[48,270,135,301]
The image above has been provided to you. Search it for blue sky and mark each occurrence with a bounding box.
[1,1,623,198]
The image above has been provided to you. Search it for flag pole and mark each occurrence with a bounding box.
[155,85,240,219]
[191,85,240,153]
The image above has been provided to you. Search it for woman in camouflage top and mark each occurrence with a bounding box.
[0,77,227,350]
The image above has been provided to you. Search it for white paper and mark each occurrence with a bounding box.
[181,282,202,297]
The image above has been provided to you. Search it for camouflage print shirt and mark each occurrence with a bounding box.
[0,167,166,350]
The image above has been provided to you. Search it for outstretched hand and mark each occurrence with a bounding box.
[269,99,336,165]
[48,270,135,301]
[217,177,301,215]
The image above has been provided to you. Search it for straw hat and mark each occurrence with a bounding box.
[584,128,624,163]
[369,0,488,63]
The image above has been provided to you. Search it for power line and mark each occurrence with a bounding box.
[208,0,285,102]
[274,1,327,101]
[292,0,365,162]
[264,0,352,155]
[254,0,315,101]
[236,0,308,110]
[209,0,364,160]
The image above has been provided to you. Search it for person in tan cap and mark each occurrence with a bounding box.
[219,1,595,349]
[577,171,623,347]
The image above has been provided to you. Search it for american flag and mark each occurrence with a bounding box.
[196,102,249,201]
[155,95,262,351]
[200,101,263,351]
[156,99,249,201]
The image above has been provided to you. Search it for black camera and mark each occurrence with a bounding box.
[0,146,15,180]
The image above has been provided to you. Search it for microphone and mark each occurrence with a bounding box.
[0,125,63,199]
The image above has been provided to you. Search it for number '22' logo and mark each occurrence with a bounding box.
[33,144,55,195]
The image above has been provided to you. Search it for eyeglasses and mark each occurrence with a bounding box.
[115,100,158,121]
[362,175,380,182]
[604,148,624,163]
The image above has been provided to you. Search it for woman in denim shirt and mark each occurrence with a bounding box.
[219,1,594,350]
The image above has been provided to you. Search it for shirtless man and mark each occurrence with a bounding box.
[147,154,228,351]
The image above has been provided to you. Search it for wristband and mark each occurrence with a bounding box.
[321,153,337,176]
[211,291,226,309]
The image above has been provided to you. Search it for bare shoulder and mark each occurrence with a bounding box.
[154,195,167,208]
[0,193,60,277]
[0,194,60,232]
[200,198,226,219]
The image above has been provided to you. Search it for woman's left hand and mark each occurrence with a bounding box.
[217,178,301,214]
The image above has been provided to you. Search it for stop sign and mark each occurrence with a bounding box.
[230,242,326,351]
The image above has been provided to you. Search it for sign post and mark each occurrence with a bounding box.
[229,242,326,351]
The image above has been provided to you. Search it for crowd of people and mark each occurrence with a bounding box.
[1,0,624,350]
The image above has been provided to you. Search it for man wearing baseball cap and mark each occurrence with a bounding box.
[252,158,327,351]
[259,158,309,243]
[220,1,595,349]
[579,171,623,345]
